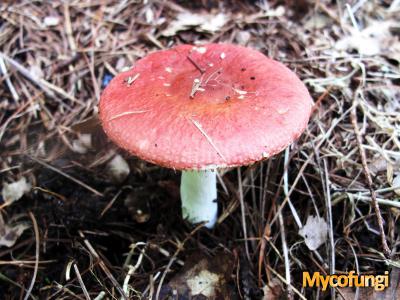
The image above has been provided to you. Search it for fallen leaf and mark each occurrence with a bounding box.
[145,7,154,24]
[303,13,332,30]
[335,21,399,58]
[162,12,228,36]
[43,16,60,27]
[368,157,388,174]
[299,215,328,251]
[0,215,29,248]
[242,6,285,24]
[107,154,130,183]
[29,63,44,79]
[262,278,282,300]
[2,177,31,204]
[71,115,101,134]
[72,133,92,154]
[158,252,234,299]
[235,31,251,45]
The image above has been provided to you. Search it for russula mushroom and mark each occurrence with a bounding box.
[99,43,313,228]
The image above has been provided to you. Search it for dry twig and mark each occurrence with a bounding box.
[350,97,391,258]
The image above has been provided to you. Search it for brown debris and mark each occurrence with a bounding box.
[1,1,399,299]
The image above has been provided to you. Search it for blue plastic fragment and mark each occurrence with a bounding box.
[102,74,113,87]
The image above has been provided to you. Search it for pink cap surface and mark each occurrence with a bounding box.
[99,44,313,170]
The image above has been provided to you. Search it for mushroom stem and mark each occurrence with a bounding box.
[180,170,218,228]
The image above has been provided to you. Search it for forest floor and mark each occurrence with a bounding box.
[1,1,400,299]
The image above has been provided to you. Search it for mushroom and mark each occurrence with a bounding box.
[99,43,313,228]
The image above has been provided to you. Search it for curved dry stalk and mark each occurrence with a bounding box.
[350,98,391,258]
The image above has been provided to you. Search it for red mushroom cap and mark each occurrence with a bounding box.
[99,43,313,170]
